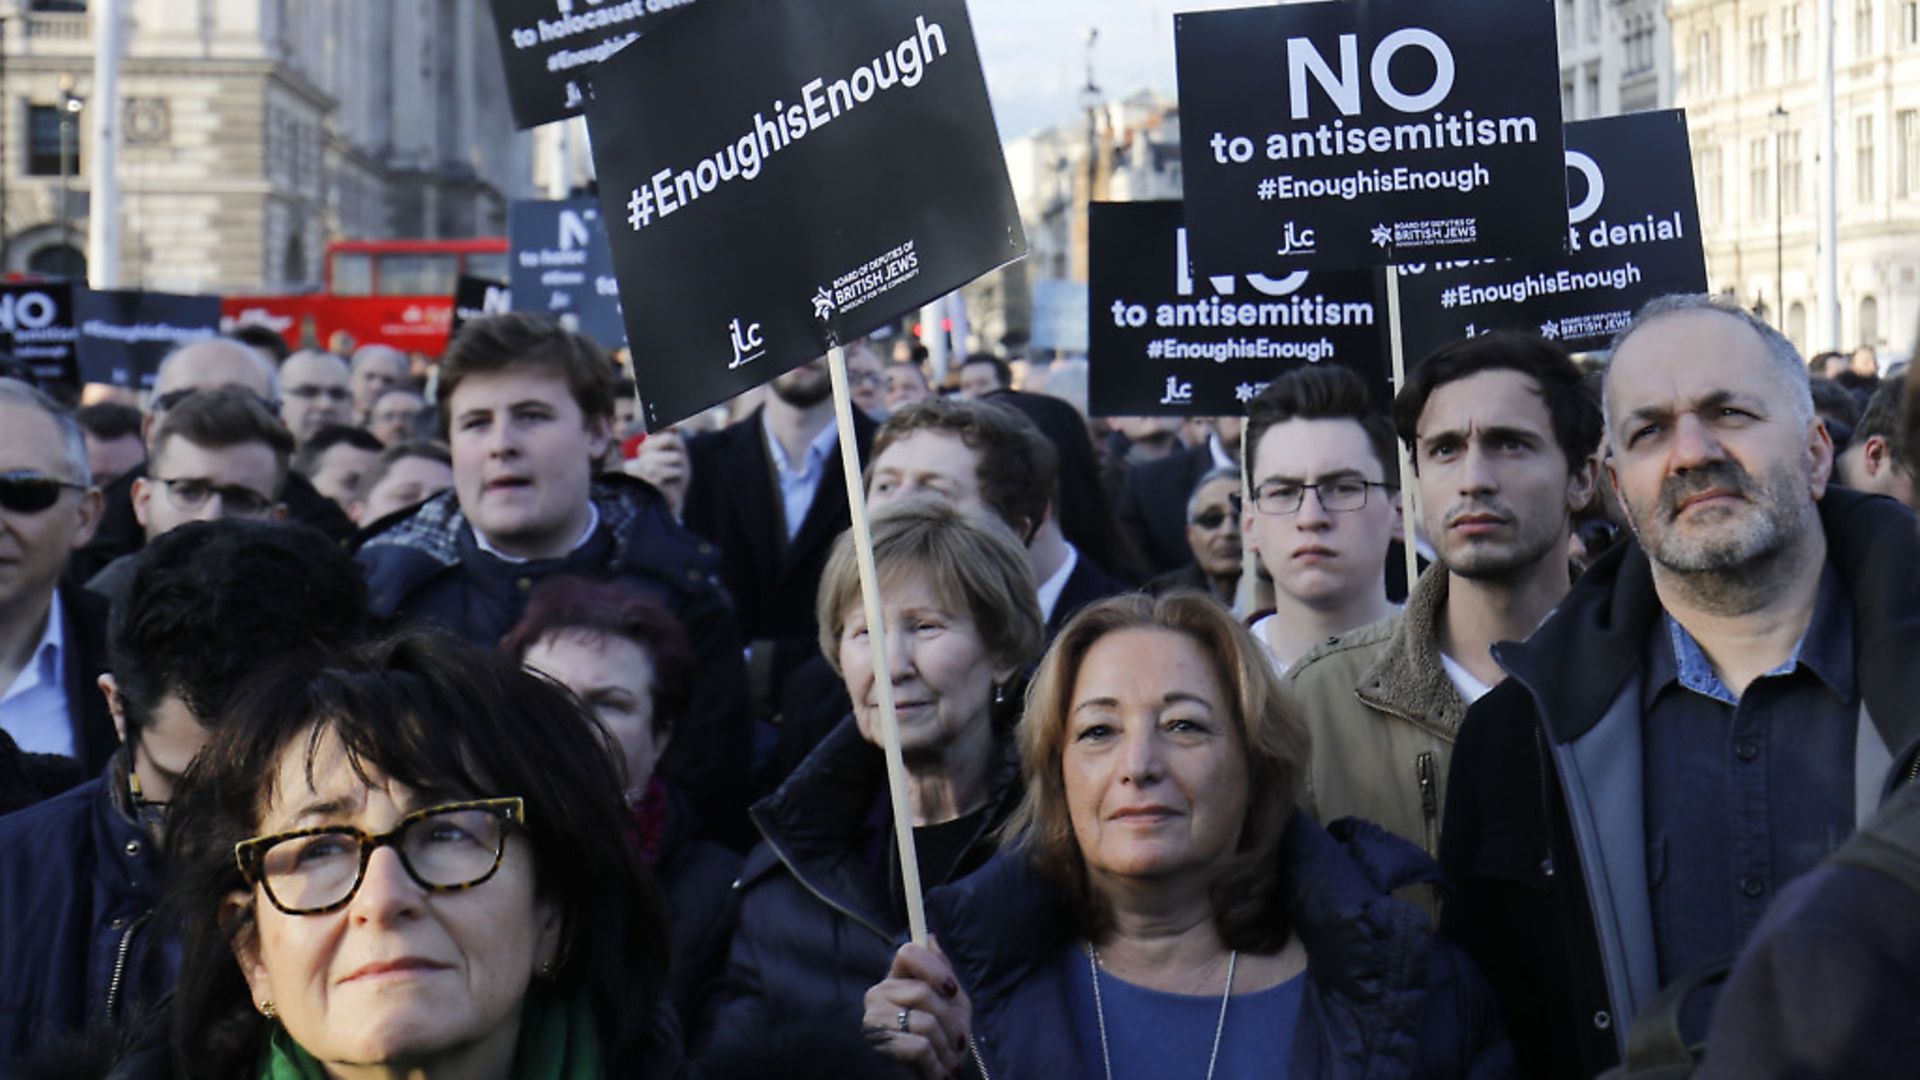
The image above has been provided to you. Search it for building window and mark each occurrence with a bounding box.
[1858,114,1877,202]
[1905,0,1919,45]
[1860,295,1880,347]
[1900,110,1920,196]
[1624,16,1656,75]
[28,244,84,277]
[1749,16,1769,87]
[1585,65,1600,115]
[1694,30,1720,95]
[1781,130,1804,213]
[1858,0,1875,57]
[1562,79,1575,119]
[1697,145,1723,222]
[1784,4,1804,79]
[1750,138,1771,220]
[28,1,87,11]
[25,103,81,176]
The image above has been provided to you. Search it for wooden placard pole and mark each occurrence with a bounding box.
[1384,265,1420,594]
[825,344,929,945]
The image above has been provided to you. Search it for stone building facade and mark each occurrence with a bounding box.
[1674,0,1920,359]
[0,0,531,294]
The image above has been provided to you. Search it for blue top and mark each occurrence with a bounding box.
[1641,563,1857,1037]
[1058,944,1305,1080]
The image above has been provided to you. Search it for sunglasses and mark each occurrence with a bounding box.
[0,471,87,513]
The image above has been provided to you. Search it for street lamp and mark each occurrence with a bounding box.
[58,73,83,264]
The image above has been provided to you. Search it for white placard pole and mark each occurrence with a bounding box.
[826,344,928,945]
[1385,266,1419,593]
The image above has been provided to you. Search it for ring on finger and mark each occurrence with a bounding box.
[896,1007,912,1034]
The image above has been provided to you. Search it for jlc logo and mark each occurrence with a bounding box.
[728,318,767,370]
[1276,222,1317,257]
[1159,376,1194,406]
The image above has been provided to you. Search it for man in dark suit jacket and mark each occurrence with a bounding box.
[633,357,878,720]
[0,380,117,781]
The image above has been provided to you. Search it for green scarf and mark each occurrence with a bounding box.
[257,988,603,1080]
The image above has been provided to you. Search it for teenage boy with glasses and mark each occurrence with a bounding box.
[1240,365,1402,672]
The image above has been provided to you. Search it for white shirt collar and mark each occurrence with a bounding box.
[1036,543,1080,624]
[472,502,601,564]
[1209,432,1237,472]
[762,409,839,477]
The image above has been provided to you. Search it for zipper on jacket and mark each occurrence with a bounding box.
[1415,751,1439,854]
[755,829,896,943]
[1531,722,1556,878]
[105,911,154,1020]
[968,1032,990,1078]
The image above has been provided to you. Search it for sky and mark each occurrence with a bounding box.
[969,0,1274,141]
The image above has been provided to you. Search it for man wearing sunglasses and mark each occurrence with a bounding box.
[1287,332,1601,867]
[0,379,110,775]
[83,388,294,612]
[1146,467,1244,605]
[0,519,367,1066]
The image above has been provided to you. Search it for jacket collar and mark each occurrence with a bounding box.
[929,813,1444,1047]
[1497,488,1920,753]
[747,717,1024,931]
[357,474,688,573]
[1354,566,1470,740]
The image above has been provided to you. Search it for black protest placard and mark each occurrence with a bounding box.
[584,0,1025,430]
[0,282,78,388]
[1396,110,1707,357]
[1090,201,1389,417]
[1175,0,1566,271]
[74,290,221,389]
[488,0,696,130]
[452,276,512,339]
[508,197,627,351]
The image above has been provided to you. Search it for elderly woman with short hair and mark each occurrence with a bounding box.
[700,496,1044,1062]
[867,593,1511,1079]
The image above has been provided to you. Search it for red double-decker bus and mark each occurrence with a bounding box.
[221,238,508,357]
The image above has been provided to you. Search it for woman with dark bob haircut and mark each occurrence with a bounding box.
[146,628,678,1079]
[864,593,1513,1078]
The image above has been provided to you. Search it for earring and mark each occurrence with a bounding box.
[538,958,559,980]
[259,1000,277,1020]
[992,682,1007,709]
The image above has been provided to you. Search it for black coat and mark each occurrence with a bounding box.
[681,407,876,717]
[928,813,1513,1079]
[0,729,83,817]
[59,584,118,776]
[355,474,754,849]
[700,717,1021,1062]
[0,757,171,1067]
[1113,443,1212,577]
[653,785,744,1036]
[1439,489,1920,1079]
[1047,554,1130,640]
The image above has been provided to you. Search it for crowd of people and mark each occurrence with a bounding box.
[0,291,1916,1079]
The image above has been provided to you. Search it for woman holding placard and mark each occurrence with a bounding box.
[865,593,1512,1078]
[700,497,1043,1061]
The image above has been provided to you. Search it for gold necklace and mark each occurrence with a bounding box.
[1085,942,1237,1080]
